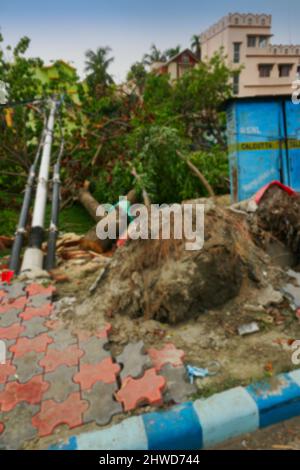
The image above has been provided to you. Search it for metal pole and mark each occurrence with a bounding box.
[21,99,57,272]
[9,166,37,273]
[44,139,63,270]
[9,119,47,273]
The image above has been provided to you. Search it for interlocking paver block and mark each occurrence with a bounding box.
[0,323,25,341]
[0,297,27,315]
[20,304,53,321]
[160,364,196,404]
[12,352,44,383]
[4,283,26,302]
[10,333,53,358]
[83,382,122,426]
[39,345,84,373]
[32,392,88,437]
[44,365,79,402]
[0,375,49,412]
[0,403,39,449]
[74,357,120,390]
[115,368,166,411]
[0,309,22,328]
[148,343,185,371]
[20,317,48,339]
[27,295,52,308]
[47,328,77,351]
[80,336,110,364]
[26,283,56,298]
[0,361,16,386]
[117,340,151,380]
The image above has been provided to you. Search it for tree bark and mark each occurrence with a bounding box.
[78,181,101,222]
[78,183,138,252]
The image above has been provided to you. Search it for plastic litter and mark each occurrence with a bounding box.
[186,361,220,384]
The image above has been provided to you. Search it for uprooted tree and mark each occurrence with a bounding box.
[0,34,234,232]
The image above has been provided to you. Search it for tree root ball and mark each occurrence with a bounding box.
[77,200,269,325]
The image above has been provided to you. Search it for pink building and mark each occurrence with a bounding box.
[200,13,300,97]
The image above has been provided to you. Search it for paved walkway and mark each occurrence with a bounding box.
[0,281,193,449]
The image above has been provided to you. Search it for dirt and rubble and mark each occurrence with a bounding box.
[22,187,294,403]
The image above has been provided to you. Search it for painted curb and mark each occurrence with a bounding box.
[49,369,300,450]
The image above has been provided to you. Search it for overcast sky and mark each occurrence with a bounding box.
[1,0,300,82]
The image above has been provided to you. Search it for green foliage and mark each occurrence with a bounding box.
[131,126,187,203]
[93,161,133,204]
[184,148,229,198]
[143,44,166,65]
[1,209,19,236]
[45,204,95,235]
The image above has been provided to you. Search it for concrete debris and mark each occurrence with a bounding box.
[238,322,260,337]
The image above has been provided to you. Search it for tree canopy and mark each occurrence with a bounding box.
[0,34,234,213]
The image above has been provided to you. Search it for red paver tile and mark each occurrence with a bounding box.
[31,392,88,437]
[10,333,53,358]
[39,345,84,373]
[115,368,166,411]
[0,296,27,315]
[0,361,16,385]
[26,283,55,298]
[0,375,49,412]
[96,323,112,339]
[0,422,3,434]
[148,343,185,371]
[20,304,53,321]
[0,323,25,341]
[73,358,120,390]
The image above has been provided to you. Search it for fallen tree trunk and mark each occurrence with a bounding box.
[78,181,101,222]
[79,184,138,252]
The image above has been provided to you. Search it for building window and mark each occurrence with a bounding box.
[261,18,266,26]
[296,49,299,55]
[285,49,289,54]
[233,73,239,94]
[279,64,292,77]
[234,17,239,25]
[247,36,256,47]
[274,48,277,54]
[258,64,273,77]
[182,54,190,64]
[259,36,268,48]
[248,18,253,25]
[233,43,241,63]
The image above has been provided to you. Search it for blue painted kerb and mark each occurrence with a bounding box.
[50,369,300,450]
